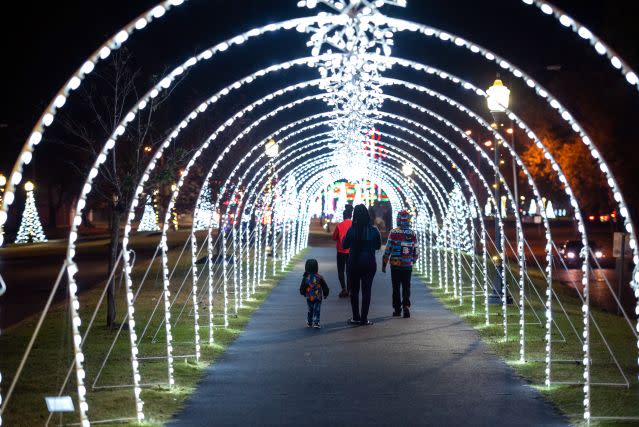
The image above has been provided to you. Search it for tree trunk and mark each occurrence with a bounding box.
[106,206,121,328]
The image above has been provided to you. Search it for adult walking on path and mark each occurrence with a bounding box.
[382,210,418,318]
[332,204,353,298]
[342,204,381,325]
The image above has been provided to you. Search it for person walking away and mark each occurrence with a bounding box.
[299,259,330,328]
[332,204,353,298]
[382,210,419,318]
[343,204,381,325]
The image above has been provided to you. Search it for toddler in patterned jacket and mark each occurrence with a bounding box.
[299,259,330,328]
[382,210,419,318]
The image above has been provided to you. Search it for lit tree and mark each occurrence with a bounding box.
[138,196,159,232]
[15,181,47,244]
[528,199,538,216]
[193,185,213,231]
[447,186,472,252]
[545,200,557,219]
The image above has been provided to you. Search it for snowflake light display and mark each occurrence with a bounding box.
[298,0,405,179]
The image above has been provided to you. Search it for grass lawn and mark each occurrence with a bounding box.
[0,231,307,426]
[421,252,638,426]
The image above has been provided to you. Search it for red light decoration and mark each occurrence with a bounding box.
[362,127,388,160]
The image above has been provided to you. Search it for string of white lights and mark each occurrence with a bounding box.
[195,101,510,324]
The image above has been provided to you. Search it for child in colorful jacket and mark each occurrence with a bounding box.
[382,210,419,318]
[299,259,330,328]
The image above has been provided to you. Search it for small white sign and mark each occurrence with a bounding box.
[45,396,75,413]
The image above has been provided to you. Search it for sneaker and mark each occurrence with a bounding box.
[392,310,401,317]
[313,322,321,329]
[339,289,348,298]
[306,322,312,328]
[348,318,361,325]
[361,320,373,326]
[403,307,410,318]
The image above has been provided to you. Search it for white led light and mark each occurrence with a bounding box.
[115,30,129,44]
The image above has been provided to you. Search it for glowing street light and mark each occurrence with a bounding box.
[402,163,414,176]
[265,138,279,158]
[487,78,510,112]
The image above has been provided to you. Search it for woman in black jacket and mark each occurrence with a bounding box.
[342,204,381,325]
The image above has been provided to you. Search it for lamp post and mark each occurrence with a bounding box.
[486,78,510,303]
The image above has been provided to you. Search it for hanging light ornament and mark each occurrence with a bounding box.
[298,0,404,180]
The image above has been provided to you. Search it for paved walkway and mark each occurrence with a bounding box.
[170,247,567,426]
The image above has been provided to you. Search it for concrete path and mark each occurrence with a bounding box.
[170,246,567,426]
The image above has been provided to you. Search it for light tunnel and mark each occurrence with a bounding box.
[1,1,638,425]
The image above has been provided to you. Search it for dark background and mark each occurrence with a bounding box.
[1,0,638,219]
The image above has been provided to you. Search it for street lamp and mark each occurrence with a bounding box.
[265,138,279,158]
[486,78,510,304]
[487,79,510,113]
[402,163,414,177]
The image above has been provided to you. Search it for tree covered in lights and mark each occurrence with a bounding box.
[439,186,472,252]
[15,182,47,244]
[194,185,214,231]
[138,196,159,232]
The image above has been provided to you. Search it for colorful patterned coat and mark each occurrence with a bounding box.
[299,273,330,302]
[382,211,419,270]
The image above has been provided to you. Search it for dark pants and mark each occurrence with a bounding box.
[336,252,349,290]
[391,268,412,311]
[348,254,376,322]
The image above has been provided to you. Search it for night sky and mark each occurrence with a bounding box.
[1,0,638,213]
